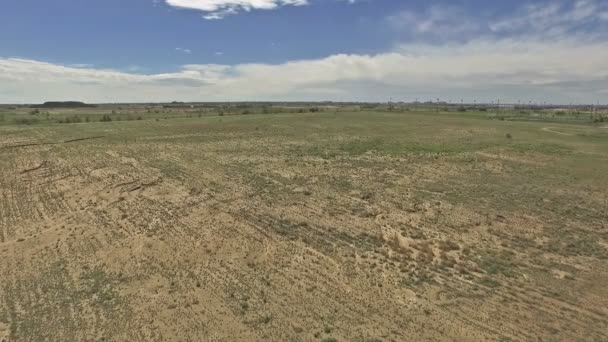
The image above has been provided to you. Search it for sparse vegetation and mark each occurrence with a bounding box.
[0,107,606,341]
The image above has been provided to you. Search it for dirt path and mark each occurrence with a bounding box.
[541,127,574,136]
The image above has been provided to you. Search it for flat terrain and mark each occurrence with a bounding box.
[0,111,607,341]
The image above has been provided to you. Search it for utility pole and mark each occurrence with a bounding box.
[592,100,602,121]
[497,98,500,118]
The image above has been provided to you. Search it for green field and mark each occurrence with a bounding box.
[1,110,607,341]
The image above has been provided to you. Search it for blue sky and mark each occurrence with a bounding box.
[1,0,608,103]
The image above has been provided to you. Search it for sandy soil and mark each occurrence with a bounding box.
[1,113,607,341]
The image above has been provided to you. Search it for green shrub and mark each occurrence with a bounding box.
[64,115,82,124]
[14,117,39,125]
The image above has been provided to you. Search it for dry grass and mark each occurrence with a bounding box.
[0,110,607,341]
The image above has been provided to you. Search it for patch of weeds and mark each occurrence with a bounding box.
[290,145,338,159]
[338,138,473,156]
[545,233,606,258]
[333,176,354,192]
[244,173,280,194]
[507,142,571,155]
[307,145,339,159]
[14,117,39,125]
[2,262,126,341]
[350,232,383,251]
[479,277,501,288]
[79,267,121,309]
[476,250,515,277]
[294,138,480,159]
[273,219,301,239]
[538,260,578,274]
[438,240,460,252]
[351,205,378,219]
[151,159,188,180]
[401,268,435,288]
[339,138,388,156]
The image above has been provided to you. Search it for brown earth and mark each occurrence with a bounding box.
[0,112,607,341]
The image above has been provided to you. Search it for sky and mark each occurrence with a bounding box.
[1,0,607,104]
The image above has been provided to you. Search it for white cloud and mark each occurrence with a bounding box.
[176,47,192,54]
[2,37,608,104]
[165,0,308,19]
[2,1,607,104]
[70,64,94,68]
[163,0,362,19]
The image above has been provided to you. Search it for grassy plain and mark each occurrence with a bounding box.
[0,110,607,341]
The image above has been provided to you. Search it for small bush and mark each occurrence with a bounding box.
[100,114,112,122]
[479,277,500,288]
[15,117,39,125]
[505,133,512,139]
[64,115,82,124]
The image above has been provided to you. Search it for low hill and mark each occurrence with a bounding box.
[32,101,96,108]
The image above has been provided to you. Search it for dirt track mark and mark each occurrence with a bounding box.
[1,136,106,150]
[541,127,574,136]
[127,177,163,192]
[19,161,48,174]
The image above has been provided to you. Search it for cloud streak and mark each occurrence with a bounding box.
[388,0,608,42]
[2,36,608,103]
